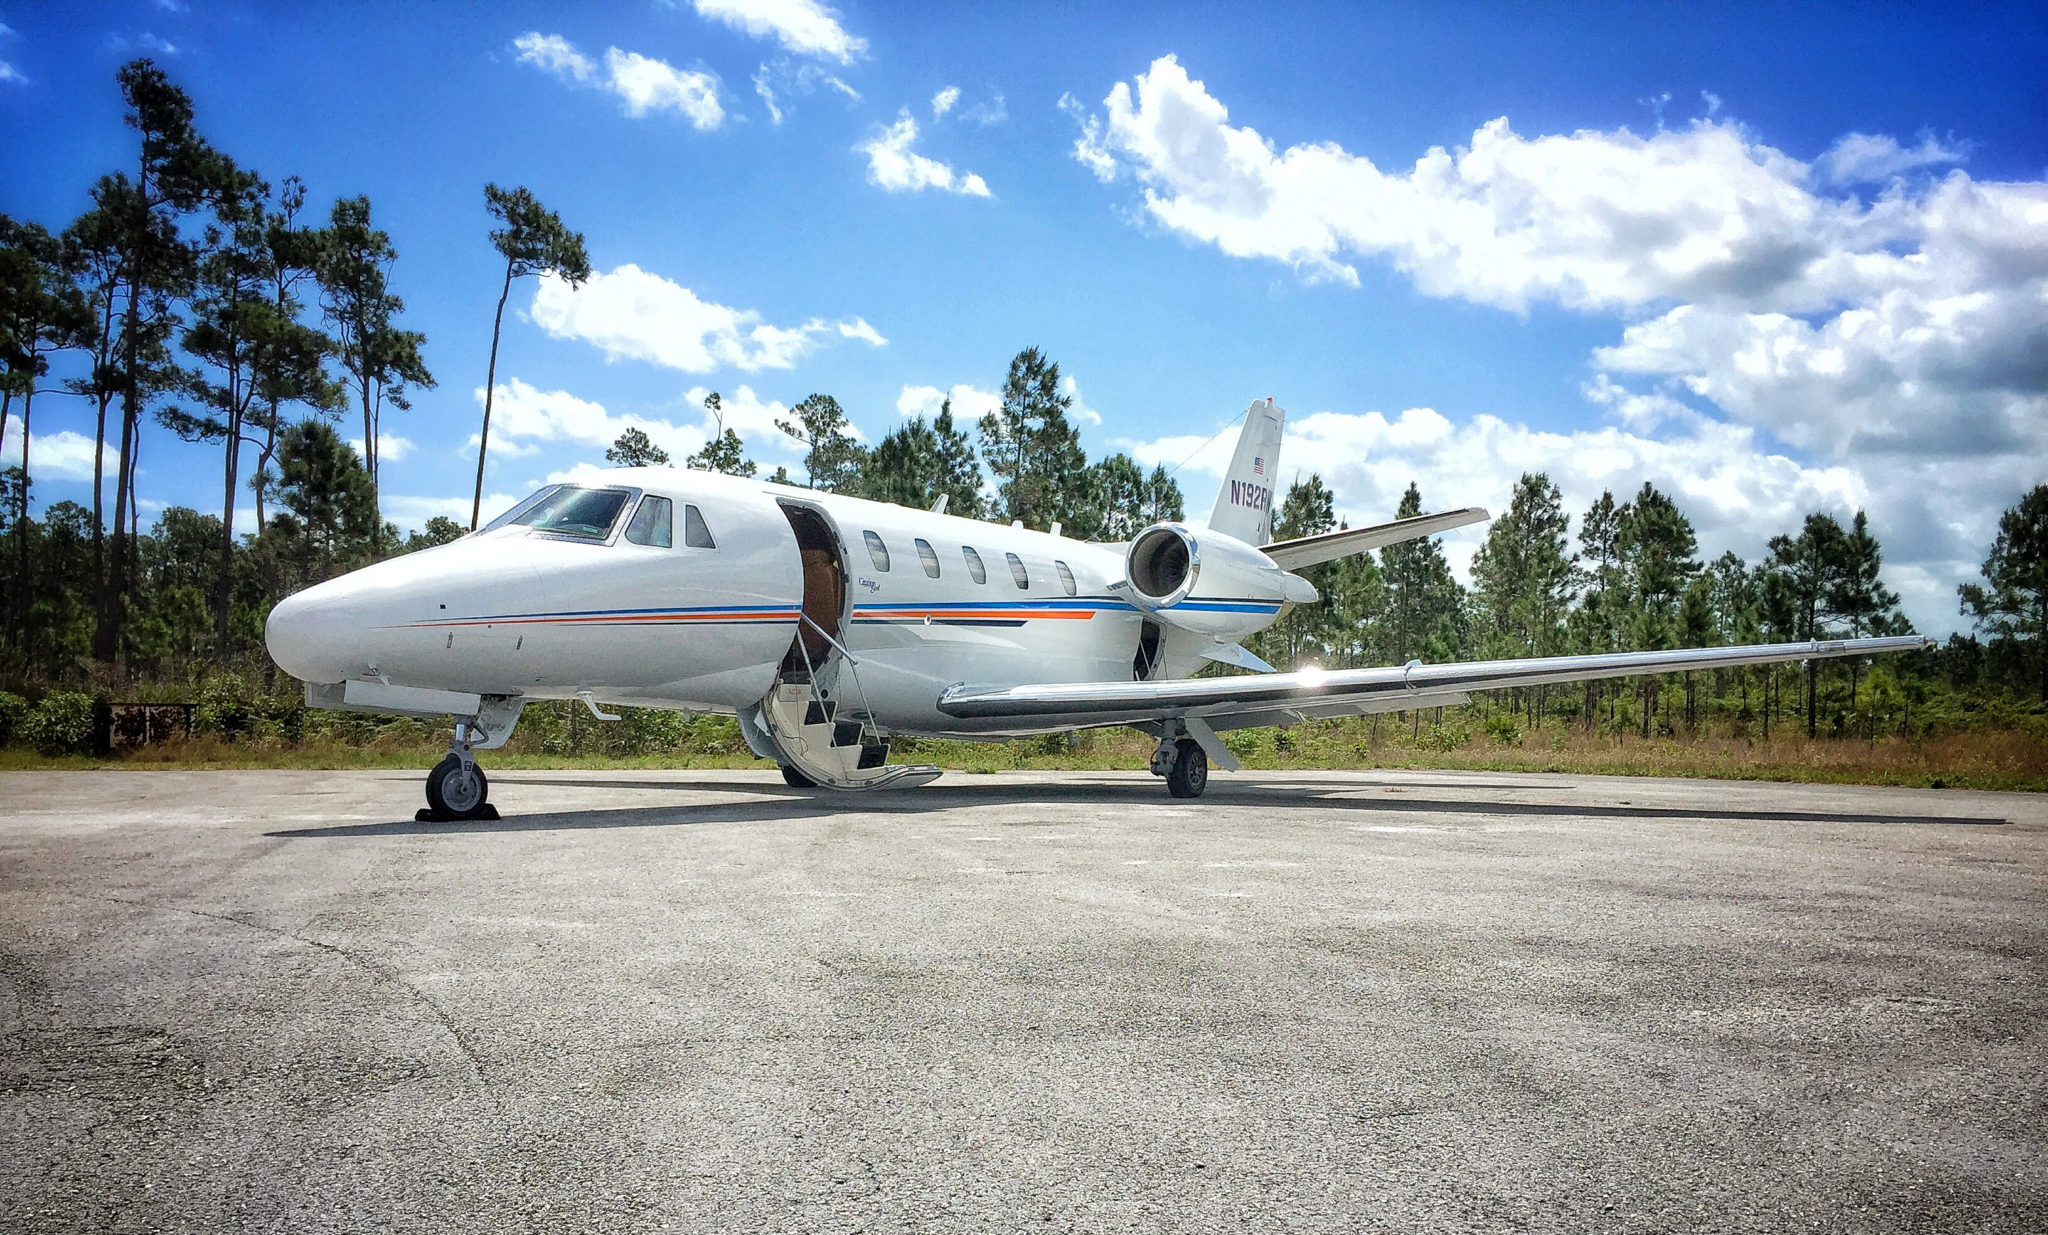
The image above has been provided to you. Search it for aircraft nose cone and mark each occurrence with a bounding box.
[264,582,355,684]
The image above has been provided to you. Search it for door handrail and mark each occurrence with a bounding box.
[800,612,860,666]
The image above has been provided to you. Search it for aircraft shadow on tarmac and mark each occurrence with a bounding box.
[265,777,2006,838]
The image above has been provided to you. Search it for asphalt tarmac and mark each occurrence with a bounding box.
[2,767,2043,1234]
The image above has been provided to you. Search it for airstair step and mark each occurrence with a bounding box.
[804,699,836,726]
[856,742,889,770]
[831,719,863,747]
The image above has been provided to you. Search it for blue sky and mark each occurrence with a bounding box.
[3,1,2044,634]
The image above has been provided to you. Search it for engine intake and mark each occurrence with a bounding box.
[1120,523,1318,640]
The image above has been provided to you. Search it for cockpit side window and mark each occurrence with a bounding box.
[683,504,716,549]
[481,485,563,533]
[505,486,632,541]
[625,496,673,547]
[864,530,892,571]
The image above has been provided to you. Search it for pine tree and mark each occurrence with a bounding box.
[1960,484,2048,702]
[1768,512,1854,738]
[95,59,231,663]
[1381,482,1465,663]
[319,195,431,506]
[605,428,670,467]
[775,394,865,492]
[979,347,1084,529]
[474,184,588,528]
[1472,472,1578,659]
[0,216,92,635]
[683,392,757,477]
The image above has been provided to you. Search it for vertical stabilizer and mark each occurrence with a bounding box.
[1205,399,1285,545]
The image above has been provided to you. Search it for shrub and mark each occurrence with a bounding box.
[23,691,98,755]
[1482,712,1524,746]
[197,673,256,738]
[0,691,27,746]
[1419,721,1471,752]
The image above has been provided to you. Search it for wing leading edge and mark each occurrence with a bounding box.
[937,635,1931,726]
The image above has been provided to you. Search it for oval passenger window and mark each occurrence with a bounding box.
[915,538,941,578]
[1005,552,1029,589]
[1055,560,1077,596]
[864,530,891,571]
[962,546,987,584]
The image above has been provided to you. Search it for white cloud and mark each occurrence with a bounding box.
[1817,131,1967,185]
[0,62,20,85]
[1061,375,1103,425]
[1070,54,2048,634]
[962,93,1008,127]
[604,48,723,128]
[3,416,102,482]
[1058,91,1118,182]
[836,317,887,346]
[514,32,594,80]
[932,85,960,118]
[895,383,1001,423]
[382,492,522,532]
[752,57,859,124]
[472,379,709,465]
[153,0,188,11]
[689,0,866,64]
[516,33,724,130]
[347,433,415,464]
[857,112,992,197]
[530,263,886,373]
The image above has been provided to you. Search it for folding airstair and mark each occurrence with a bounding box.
[758,615,939,791]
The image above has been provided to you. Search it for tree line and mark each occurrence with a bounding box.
[1247,471,2048,739]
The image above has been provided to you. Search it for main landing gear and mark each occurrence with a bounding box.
[1150,735,1209,799]
[418,727,500,822]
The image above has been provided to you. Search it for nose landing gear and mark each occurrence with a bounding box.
[417,726,501,822]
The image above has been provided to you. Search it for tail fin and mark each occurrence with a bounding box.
[1205,399,1285,545]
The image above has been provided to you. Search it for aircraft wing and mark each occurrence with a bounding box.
[937,635,1930,727]
[1262,507,1491,571]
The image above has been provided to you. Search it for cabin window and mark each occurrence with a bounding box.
[625,496,673,547]
[1055,560,1077,596]
[915,538,941,578]
[504,486,632,541]
[683,504,716,549]
[1005,552,1029,589]
[864,530,892,571]
[962,546,987,584]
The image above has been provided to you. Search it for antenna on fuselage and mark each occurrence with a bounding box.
[929,494,949,515]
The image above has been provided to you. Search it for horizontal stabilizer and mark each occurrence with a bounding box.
[1264,507,1490,571]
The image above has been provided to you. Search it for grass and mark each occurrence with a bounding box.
[4,720,2043,791]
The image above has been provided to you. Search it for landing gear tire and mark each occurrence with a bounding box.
[1166,738,1208,799]
[425,755,491,819]
[780,764,818,788]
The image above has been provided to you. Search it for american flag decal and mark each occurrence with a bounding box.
[1252,456,1265,476]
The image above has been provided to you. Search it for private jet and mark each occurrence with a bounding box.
[265,400,1926,818]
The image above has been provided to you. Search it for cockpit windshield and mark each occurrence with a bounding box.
[483,485,633,541]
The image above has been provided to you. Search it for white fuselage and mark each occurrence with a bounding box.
[264,469,1273,738]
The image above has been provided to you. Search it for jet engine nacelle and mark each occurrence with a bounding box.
[1120,522,1319,640]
